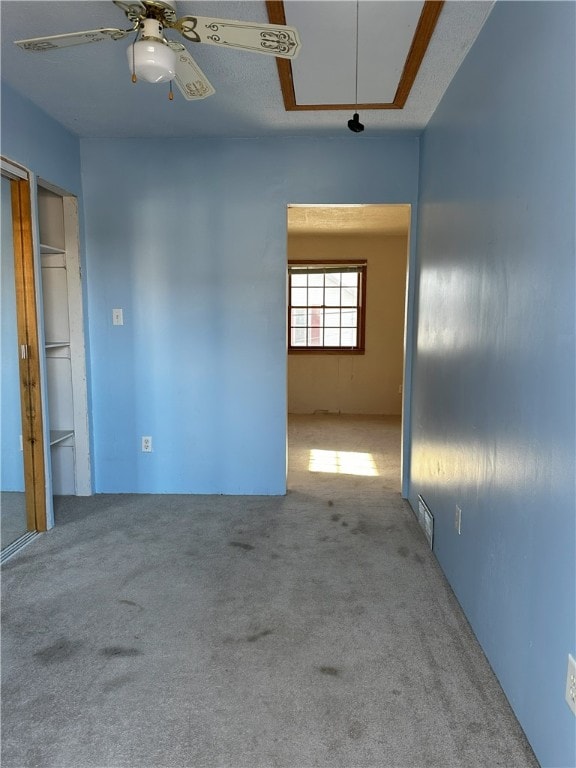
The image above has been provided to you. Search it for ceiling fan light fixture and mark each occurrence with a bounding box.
[129,38,176,83]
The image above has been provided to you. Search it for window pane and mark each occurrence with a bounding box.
[291,328,307,346]
[341,328,357,346]
[324,309,340,327]
[308,327,323,346]
[308,287,323,306]
[308,307,322,330]
[291,287,307,306]
[341,286,357,306]
[341,272,358,287]
[291,273,307,287]
[324,327,340,346]
[291,308,307,326]
[308,273,324,287]
[341,309,357,328]
[325,272,341,288]
[325,287,341,307]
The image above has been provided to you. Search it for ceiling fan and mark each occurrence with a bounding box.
[14,0,301,101]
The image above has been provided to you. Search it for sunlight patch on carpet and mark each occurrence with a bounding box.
[308,449,379,476]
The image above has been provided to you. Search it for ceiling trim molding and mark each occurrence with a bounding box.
[267,0,444,111]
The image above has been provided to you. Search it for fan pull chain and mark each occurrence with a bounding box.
[347,0,365,133]
[131,28,138,82]
[355,0,359,106]
[131,43,137,82]
[169,81,174,100]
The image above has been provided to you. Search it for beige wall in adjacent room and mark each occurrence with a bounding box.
[288,232,408,415]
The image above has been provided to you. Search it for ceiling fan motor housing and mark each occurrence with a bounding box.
[119,0,178,27]
[140,17,166,41]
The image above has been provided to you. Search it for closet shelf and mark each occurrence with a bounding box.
[40,243,66,255]
[50,430,74,447]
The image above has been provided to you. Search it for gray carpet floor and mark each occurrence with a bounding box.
[1,415,539,768]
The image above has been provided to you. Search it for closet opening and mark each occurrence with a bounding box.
[1,158,46,561]
[37,180,91,521]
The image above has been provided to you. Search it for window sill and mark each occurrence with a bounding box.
[288,348,365,355]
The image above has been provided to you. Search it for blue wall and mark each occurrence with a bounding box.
[80,136,419,493]
[410,3,576,766]
[1,82,83,197]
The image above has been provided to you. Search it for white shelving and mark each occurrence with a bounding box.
[38,185,90,497]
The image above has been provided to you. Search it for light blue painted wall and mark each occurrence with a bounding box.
[410,3,576,766]
[80,136,420,493]
[1,82,83,197]
[1,176,24,491]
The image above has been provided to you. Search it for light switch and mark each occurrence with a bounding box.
[112,308,123,326]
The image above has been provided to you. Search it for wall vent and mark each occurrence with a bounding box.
[417,495,434,550]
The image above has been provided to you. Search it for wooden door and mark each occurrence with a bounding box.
[1,160,46,556]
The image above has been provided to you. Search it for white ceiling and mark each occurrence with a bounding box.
[0,1,494,139]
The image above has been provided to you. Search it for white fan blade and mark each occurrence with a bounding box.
[172,46,215,101]
[175,15,301,59]
[15,28,131,52]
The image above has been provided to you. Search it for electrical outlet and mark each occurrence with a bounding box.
[566,654,576,716]
[455,505,462,535]
[141,436,152,453]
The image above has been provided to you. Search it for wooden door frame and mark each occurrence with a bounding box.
[2,158,47,533]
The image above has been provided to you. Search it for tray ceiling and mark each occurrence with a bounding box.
[273,1,442,110]
[0,1,494,138]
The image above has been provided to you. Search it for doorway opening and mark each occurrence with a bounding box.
[286,204,411,496]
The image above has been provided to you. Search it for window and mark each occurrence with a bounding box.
[288,262,366,352]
